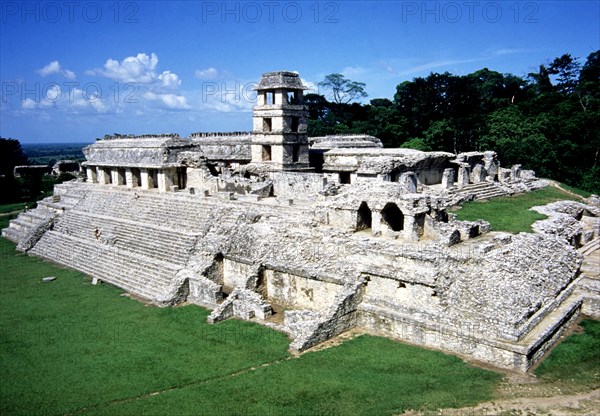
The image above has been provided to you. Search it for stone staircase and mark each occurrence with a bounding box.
[449,181,509,201]
[577,238,600,318]
[29,231,183,303]
[2,183,83,245]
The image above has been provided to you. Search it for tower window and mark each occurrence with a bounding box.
[263,118,272,132]
[292,145,300,162]
[262,145,272,161]
[265,91,275,105]
[291,117,299,132]
[287,91,297,104]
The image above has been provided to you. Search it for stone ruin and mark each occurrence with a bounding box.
[3,71,600,371]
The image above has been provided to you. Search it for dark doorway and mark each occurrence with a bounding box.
[357,202,372,231]
[381,202,404,232]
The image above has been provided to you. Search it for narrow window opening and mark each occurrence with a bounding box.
[292,145,300,163]
[291,117,299,132]
[263,117,272,132]
[262,145,272,161]
[265,91,274,105]
[287,91,297,104]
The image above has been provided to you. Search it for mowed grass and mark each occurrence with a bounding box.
[454,185,582,233]
[0,213,504,415]
[535,320,600,387]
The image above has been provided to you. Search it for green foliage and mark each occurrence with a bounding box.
[454,187,579,233]
[0,138,29,204]
[307,51,600,192]
[401,138,432,151]
[318,73,368,104]
[535,320,600,387]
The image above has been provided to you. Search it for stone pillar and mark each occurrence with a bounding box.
[483,151,498,181]
[471,164,486,183]
[498,168,511,183]
[371,210,382,237]
[457,166,470,188]
[402,215,420,241]
[97,167,110,184]
[86,167,97,183]
[140,168,154,190]
[399,172,417,193]
[111,168,125,185]
[511,164,521,182]
[441,168,455,189]
[125,168,139,188]
[157,170,169,192]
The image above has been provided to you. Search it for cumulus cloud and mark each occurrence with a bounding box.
[156,70,181,90]
[87,52,160,83]
[36,61,76,79]
[195,67,219,80]
[143,91,190,110]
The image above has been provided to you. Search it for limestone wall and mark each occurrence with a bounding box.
[271,171,326,198]
[264,269,344,311]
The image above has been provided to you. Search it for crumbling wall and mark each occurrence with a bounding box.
[272,172,326,199]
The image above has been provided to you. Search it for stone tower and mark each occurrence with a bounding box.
[251,71,310,170]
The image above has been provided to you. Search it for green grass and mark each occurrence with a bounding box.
[535,320,600,387]
[559,183,593,198]
[454,186,580,233]
[0,212,503,415]
[0,203,27,215]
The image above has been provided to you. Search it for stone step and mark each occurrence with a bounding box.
[29,231,182,302]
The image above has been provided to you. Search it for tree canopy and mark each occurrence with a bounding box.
[307,51,600,193]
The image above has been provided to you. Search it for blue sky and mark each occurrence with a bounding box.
[1,0,598,144]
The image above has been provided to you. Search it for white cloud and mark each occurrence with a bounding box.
[195,67,219,79]
[156,71,181,90]
[88,53,159,83]
[36,60,76,79]
[143,91,190,110]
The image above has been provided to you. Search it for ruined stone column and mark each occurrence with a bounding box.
[140,168,152,190]
[457,166,470,189]
[371,210,382,237]
[401,215,416,241]
[97,167,110,185]
[511,164,522,182]
[157,170,170,192]
[441,168,455,189]
[399,172,417,193]
[125,168,139,188]
[111,168,125,186]
[471,164,486,183]
[86,167,97,183]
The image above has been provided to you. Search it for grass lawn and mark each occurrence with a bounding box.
[454,185,583,233]
[0,203,27,215]
[535,320,600,388]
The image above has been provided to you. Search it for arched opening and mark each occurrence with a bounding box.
[381,202,404,232]
[357,202,372,231]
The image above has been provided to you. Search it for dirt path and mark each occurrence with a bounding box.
[548,180,588,201]
[411,389,600,416]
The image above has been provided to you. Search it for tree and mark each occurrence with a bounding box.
[318,73,368,104]
[548,54,581,94]
[0,138,29,203]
